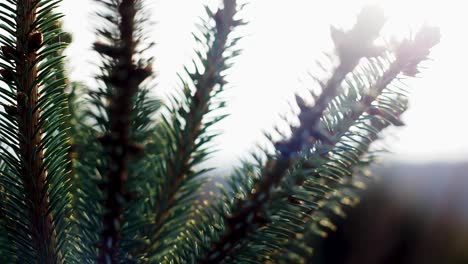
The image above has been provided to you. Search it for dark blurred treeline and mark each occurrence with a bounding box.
[196,162,468,264]
[311,160,468,264]
[199,161,468,263]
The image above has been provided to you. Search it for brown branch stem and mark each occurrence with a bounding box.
[97,0,147,262]
[16,1,61,262]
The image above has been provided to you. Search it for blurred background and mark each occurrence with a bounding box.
[59,0,468,164]
[59,0,467,262]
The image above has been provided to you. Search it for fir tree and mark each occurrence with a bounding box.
[0,0,439,263]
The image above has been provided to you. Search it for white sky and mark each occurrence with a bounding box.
[58,0,468,166]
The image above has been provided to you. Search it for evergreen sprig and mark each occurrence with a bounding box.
[0,0,440,263]
[0,0,72,262]
[198,6,386,263]
[145,1,245,262]
[71,0,156,263]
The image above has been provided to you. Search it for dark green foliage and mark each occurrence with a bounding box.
[0,0,439,263]
[0,0,72,262]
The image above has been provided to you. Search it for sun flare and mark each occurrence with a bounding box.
[58,0,467,163]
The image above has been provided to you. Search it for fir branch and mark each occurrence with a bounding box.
[72,1,157,261]
[17,1,67,263]
[283,25,441,191]
[266,25,441,262]
[15,3,57,260]
[296,24,441,211]
[0,0,73,262]
[309,21,440,228]
[146,0,243,260]
[330,25,440,148]
[198,6,385,263]
[93,0,152,262]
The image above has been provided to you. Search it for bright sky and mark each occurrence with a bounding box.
[58,0,467,166]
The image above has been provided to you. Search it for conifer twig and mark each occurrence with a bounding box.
[14,1,61,262]
[148,0,242,255]
[199,6,386,263]
[307,23,441,221]
[293,25,442,187]
[96,0,151,262]
[336,25,440,143]
[274,25,441,261]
